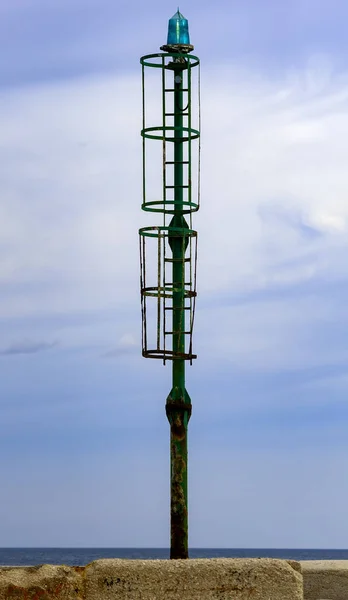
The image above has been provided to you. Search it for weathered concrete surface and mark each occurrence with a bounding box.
[0,564,85,600]
[85,558,303,599]
[301,560,348,600]
[0,559,303,600]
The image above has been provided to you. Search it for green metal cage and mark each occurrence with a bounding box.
[139,225,197,363]
[139,51,200,364]
[140,52,200,216]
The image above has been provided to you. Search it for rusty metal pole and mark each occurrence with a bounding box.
[165,56,191,559]
[139,9,200,560]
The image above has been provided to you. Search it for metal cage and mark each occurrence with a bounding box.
[140,52,200,215]
[139,51,200,364]
[139,225,197,363]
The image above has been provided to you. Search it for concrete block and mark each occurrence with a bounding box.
[302,560,348,600]
[85,557,303,600]
[0,564,85,600]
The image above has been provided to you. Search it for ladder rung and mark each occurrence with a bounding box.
[165,113,189,117]
[164,306,191,310]
[165,185,189,189]
[164,331,192,335]
[164,258,190,263]
[164,88,189,92]
[167,285,193,288]
[165,161,189,165]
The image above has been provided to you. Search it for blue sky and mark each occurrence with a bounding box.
[1,0,348,548]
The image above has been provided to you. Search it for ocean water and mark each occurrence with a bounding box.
[0,548,348,566]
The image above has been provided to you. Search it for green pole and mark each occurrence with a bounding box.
[166,57,191,560]
[139,24,200,558]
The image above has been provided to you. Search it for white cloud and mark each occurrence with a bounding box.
[2,61,348,369]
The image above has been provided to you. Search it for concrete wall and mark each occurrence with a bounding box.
[0,558,303,600]
[3,556,348,599]
[301,560,348,600]
[0,564,85,599]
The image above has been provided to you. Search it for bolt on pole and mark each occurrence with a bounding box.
[139,10,200,559]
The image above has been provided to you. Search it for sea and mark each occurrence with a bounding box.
[0,548,348,566]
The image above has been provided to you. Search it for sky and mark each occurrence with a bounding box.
[1,0,348,549]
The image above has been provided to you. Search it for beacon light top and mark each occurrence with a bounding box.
[167,8,190,45]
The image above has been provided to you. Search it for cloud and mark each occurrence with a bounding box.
[1,59,348,374]
[257,203,324,240]
[3,0,348,551]
[102,333,138,358]
[0,340,58,356]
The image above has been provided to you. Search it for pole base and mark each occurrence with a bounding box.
[166,387,191,560]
